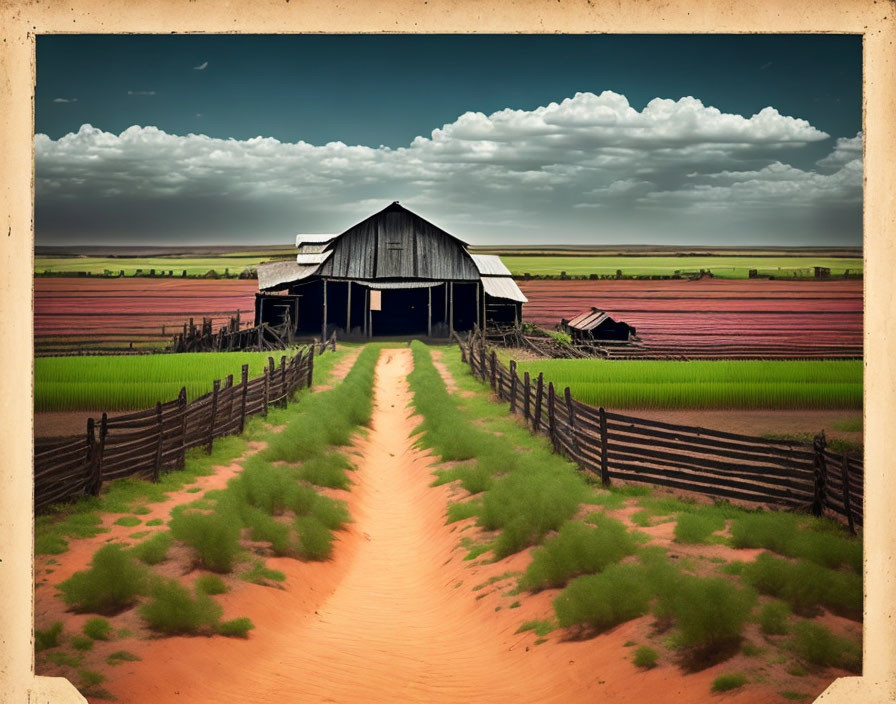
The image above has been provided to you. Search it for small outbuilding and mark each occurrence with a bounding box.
[561,308,636,342]
[254,202,528,338]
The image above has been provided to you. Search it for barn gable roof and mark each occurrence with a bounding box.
[259,202,526,302]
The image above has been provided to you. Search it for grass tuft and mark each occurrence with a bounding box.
[218,617,255,638]
[519,517,638,591]
[129,531,173,565]
[59,544,148,614]
[633,646,658,669]
[169,508,241,573]
[790,621,861,673]
[139,578,223,635]
[195,574,229,595]
[711,673,747,692]
[673,513,725,544]
[107,650,141,666]
[553,564,653,632]
[35,622,63,652]
[82,617,111,641]
[758,600,791,635]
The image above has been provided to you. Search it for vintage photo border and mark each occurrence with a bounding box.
[1,1,892,701]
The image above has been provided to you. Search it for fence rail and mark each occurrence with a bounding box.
[456,332,862,531]
[34,343,326,512]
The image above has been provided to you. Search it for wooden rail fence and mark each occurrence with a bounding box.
[34,344,325,512]
[456,333,862,531]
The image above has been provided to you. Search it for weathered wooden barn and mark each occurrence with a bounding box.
[254,202,527,338]
[561,308,636,342]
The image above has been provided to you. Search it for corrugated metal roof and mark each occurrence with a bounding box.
[471,254,513,277]
[257,260,321,290]
[566,308,611,331]
[295,233,335,248]
[297,243,328,254]
[481,276,528,303]
[295,251,332,265]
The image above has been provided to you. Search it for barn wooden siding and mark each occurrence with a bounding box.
[317,203,480,281]
[457,333,862,531]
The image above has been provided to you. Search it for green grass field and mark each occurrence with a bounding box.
[34,350,304,411]
[34,252,862,279]
[34,254,291,276]
[511,359,862,410]
[499,255,862,278]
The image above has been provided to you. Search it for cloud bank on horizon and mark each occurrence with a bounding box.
[34,91,862,246]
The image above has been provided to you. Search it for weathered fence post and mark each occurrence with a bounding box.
[239,364,249,434]
[280,356,287,405]
[509,360,518,413]
[207,380,220,453]
[812,431,828,517]
[523,371,531,421]
[308,345,315,387]
[598,407,610,486]
[262,367,270,417]
[547,382,558,452]
[85,418,100,495]
[152,402,163,482]
[489,350,497,390]
[840,453,856,534]
[533,372,544,432]
[479,338,488,380]
[178,386,187,468]
[564,386,578,456]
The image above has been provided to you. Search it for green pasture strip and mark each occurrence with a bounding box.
[436,344,862,672]
[34,255,290,276]
[510,359,862,410]
[35,349,309,412]
[500,255,863,278]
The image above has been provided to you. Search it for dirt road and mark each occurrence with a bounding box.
[106,348,577,703]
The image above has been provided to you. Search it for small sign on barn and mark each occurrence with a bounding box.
[561,308,636,342]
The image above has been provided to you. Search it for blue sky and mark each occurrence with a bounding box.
[35,34,862,246]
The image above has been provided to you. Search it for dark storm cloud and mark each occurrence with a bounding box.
[34,92,862,246]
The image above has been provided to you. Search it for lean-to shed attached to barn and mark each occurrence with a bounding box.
[254,202,527,338]
[561,308,636,342]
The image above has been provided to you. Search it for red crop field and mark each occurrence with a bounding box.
[519,279,862,353]
[34,278,258,353]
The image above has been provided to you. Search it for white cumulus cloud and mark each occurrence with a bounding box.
[33,91,860,245]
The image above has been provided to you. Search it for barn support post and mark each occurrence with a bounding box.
[533,373,544,432]
[509,360,517,413]
[598,407,610,486]
[475,283,480,331]
[523,371,531,421]
[812,432,828,517]
[177,386,187,469]
[840,454,856,534]
[482,285,487,332]
[364,288,369,337]
[564,386,578,457]
[152,402,163,482]
[427,285,432,337]
[322,278,328,342]
[346,281,352,334]
[207,380,220,453]
[449,282,454,336]
[239,364,249,435]
[443,282,448,327]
